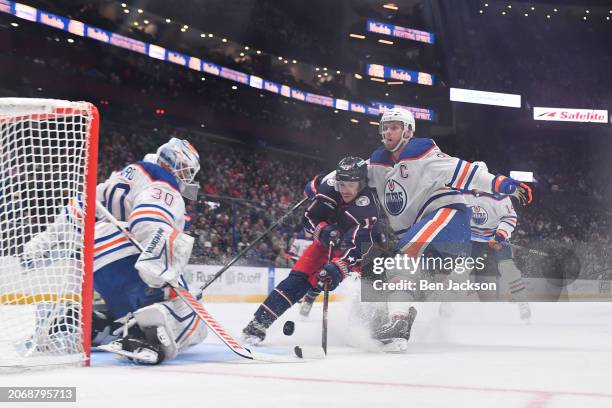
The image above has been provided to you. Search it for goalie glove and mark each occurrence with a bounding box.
[135,227,195,288]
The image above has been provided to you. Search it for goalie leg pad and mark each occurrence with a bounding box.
[133,297,207,361]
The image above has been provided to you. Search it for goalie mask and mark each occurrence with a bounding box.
[157,138,200,200]
[379,107,415,153]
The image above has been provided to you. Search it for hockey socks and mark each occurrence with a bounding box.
[255,271,313,326]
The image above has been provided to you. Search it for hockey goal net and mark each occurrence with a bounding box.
[0,98,98,369]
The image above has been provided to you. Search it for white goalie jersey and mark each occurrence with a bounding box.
[95,161,186,268]
[24,160,192,286]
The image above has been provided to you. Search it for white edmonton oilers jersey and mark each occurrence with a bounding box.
[463,191,517,242]
[94,161,186,271]
[368,138,498,233]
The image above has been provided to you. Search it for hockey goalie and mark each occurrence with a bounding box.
[21,138,207,364]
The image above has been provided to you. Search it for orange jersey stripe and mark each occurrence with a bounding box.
[403,208,454,257]
[129,210,173,225]
[94,236,129,253]
[455,162,472,189]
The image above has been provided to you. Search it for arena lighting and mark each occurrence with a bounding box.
[200,33,205,37]
[350,118,359,123]
[244,46,249,50]
[292,60,297,64]
[378,39,394,45]
[385,92,389,96]
[208,33,213,37]
[508,4,512,9]
[585,10,590,14]
[183,25,188,29]
[315,67,320,71]
[133,21,138,26]
[369,121,379,126]
[137,9,143,14]
[180,28,186,32]
[387,81,403,85]
[121,2,126,6]
[583,16,587,20]
[479,10,483,13]
[354,73,363,79]
[524,13,529,17]
[484,3,488,6]
[554,8,558,12]
[277,56,283,60]
[143,20,149,24]
[502,11,507,15]
[370,77,386,83]
[10,22,18,27]
[334,110,339,113]
[123,9,129,14]
[547,15,551,18]
[383,3,399,11]
[531,6,535,10]
[222,38,227,42]
[349,33,366,39]
[283,60,288,64]
[231,85,237,90]
[165,18,171,23]
[67,38,74,43]
[336,70,341,74]
[239,52,244,57]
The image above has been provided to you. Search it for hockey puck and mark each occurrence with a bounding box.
[283,320,295,336]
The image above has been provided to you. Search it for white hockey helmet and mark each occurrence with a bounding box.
[379,107,416,152]
[156,137,201,200]
[472,161,488,173]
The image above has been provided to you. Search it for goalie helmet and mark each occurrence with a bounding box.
[379,107,415,152]
[156,138,200,200]
[335,156,368,191]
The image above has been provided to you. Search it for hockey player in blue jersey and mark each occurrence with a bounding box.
[22,138,207,364]
[242,157,382,345]
[365,107,533,344]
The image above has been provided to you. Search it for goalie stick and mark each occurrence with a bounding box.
[94,201,306,363]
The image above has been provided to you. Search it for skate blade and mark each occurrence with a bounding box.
[379,338,409,353]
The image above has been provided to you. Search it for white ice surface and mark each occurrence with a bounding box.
[4,300,612,408]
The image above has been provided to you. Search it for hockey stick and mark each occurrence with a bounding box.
[509,242,549,257]
[196,196,309,299]
[294,242,333,360]
[94,201,304,363]
[321,242,332,355]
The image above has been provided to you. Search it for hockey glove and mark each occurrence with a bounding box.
[317,260,349,291]
[313,221,341,248]
[487,230,508,251]
[492,176,533,205]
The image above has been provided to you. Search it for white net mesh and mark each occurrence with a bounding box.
[0,98,97,369]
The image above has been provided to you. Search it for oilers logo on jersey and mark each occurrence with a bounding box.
[384,179,408,216]
[471,205,489,225]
